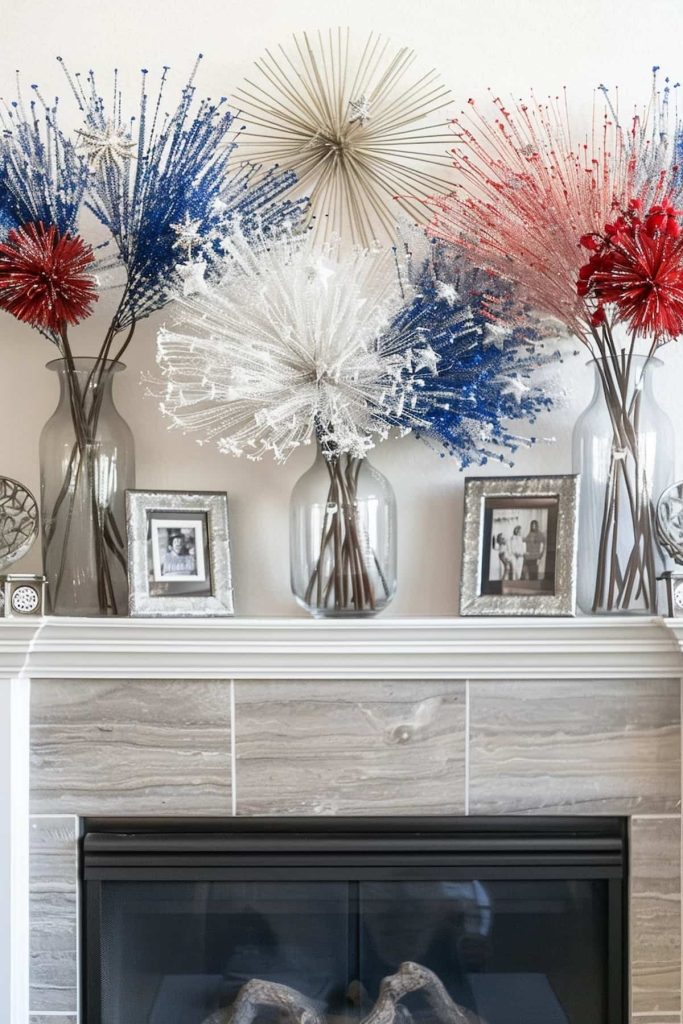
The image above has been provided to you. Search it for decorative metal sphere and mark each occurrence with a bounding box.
[657,481,683,565]
[0,477,39,572]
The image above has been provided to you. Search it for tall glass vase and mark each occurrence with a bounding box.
[39,357,135,616]
[290,443,397,617]
[572,356,674,614]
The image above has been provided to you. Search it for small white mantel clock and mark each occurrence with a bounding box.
[660,571,683,618]
[0,573,47,618]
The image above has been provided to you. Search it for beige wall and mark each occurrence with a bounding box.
[3,0,683,615]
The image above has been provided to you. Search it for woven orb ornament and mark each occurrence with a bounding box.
[657,481,683,564]
[0,477,39,571]
[234,29,454,245]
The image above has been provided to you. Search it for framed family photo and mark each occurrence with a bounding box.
[126,490,234,617]
[459,475,580,616]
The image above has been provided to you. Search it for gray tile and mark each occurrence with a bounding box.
[235,680,466,814]
[31,679,231,815]
[31,1017,78,1024]
[632,1018,682,1023]
[468,680,681,815]
[631,817,682,1017]
[29,817,78,1014]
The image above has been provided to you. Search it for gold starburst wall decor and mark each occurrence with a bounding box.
[234,29,455,245]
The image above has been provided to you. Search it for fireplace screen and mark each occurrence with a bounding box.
[83,818,626,1024]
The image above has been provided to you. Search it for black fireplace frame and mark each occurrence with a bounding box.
[82,816,628,1024]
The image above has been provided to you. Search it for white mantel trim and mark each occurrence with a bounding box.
[3,615,683,1024]
[1,679,30,1024]
[1,615,683,679]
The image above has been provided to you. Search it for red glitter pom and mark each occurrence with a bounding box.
[0,222,97,332]
[577,199,683,342]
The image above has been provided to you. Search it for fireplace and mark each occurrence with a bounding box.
[82,817,627,1024]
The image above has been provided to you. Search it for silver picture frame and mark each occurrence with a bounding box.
[459,474,580,617]
[126,490,234,617]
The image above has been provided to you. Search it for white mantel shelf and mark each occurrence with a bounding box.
[1,615,683,679]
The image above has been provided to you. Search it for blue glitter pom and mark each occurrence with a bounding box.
[0,80,88,238]
[379,242,559,467]
[0,58,307,333]
[59,57,307,329]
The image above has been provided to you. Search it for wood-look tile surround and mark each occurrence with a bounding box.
[29,676,682,1021]
[467,679,681,816]
[234,680,466,815]
[31,679,232,816]
[29,817,78,1014]
[30,1017,78,1024]
[631,816,682,1016]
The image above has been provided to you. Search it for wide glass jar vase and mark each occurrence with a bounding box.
[39,357,135,616]
[290,443,397,617]
[572,355,674,614]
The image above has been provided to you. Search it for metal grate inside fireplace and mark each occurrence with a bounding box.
[82,817,627,1024]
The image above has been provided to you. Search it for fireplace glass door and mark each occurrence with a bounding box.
[84,818,626,1024]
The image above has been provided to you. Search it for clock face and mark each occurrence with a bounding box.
[11,584,39,614]
[674,580,683,612]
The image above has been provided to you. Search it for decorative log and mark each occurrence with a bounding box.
[202,978,325,1024]
[361,962,476,1024]
[202,961,477,1024]
[345,979,412,1024]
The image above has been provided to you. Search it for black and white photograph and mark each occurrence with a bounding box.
[126,491,234,617]
[150,518,207,583]
[483,501,556,596]
[459,476,579,617]
[145,510,211,599]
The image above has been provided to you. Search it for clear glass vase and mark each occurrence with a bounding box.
[39,357,135,616]
[290,443,397,617]
[572,355,674,614]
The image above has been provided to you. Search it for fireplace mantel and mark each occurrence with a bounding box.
[2,615,683,1024]
[2,614,683,680]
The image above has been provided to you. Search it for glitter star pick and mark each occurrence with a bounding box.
[177,259,209,296]
[170,213,204,258]
[76,119,136,172]
[348,94,371,125]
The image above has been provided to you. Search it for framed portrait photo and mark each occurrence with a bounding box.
[459,475,580,617]
[126,490,234,617]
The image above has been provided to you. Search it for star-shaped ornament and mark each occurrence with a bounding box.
[348,95,371,126]
[484,324,510,350]
[435,281,460,307]
[412,345,440,374]
[501,376,530,403]
[76,120,136,173]
[171,213,204,258]
[218,436,245,457]
[177,259,208,296]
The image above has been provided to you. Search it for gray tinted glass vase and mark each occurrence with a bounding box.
[572,356,674,614]
[39,357,135,616]
[290,443,397,617]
